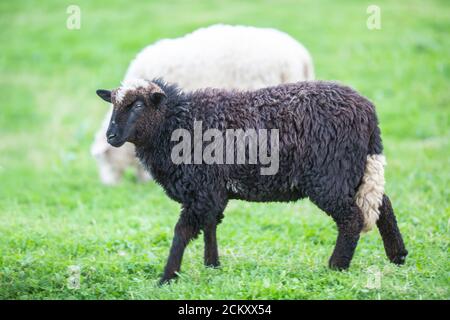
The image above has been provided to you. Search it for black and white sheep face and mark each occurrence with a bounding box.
[96,81,166,148]
[109,98,145,147]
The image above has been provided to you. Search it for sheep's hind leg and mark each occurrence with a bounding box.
[328,202,364,270]
[376,194,408,265]
[203,221,220,268]
[159,215,200,285]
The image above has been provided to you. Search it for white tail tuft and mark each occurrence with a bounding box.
[355,154,386,232]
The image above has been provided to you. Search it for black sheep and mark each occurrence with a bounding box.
[96,78,408,284]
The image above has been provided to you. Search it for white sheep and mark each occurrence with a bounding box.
[91,24,315,185]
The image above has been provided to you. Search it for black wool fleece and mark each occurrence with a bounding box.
[97,78,408,284]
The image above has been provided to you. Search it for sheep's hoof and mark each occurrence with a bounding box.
[389,250,408,265]
[205,261,220,269]
[158,275,178,286]
[328,258,350,271]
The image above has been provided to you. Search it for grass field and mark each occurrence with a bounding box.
[0,0,449,299]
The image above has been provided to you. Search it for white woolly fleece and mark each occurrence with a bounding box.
[92,24,315,185]
[124,24,314,90]
[355,154,387,232]
[115,78,150,104]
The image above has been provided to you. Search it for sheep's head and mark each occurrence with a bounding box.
[96,79,166,147]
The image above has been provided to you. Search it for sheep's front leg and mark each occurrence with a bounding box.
[204,221,219,267]
[160,216,200,285]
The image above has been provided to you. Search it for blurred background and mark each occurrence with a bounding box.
[0,0,448,299]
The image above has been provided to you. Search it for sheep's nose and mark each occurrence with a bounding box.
[107,133,117,140]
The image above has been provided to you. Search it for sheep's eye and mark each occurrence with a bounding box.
[133,101,144,109]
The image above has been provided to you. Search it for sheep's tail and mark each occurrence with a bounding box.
[355,125,386,232]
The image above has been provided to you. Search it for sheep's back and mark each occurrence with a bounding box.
[124,24,314,91]
[184,81,376,201]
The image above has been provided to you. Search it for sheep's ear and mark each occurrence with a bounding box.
[96,89,112,103]
[149,92,166,106]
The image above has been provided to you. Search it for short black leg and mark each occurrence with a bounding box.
[159,216,200,285]
[203,221,220,268]
[329,204,364,270]
[377,194,408,265]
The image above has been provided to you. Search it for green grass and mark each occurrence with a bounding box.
[0,0,449,299]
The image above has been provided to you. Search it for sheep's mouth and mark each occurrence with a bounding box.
[107,135,127,148]
[107,124,138,147]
